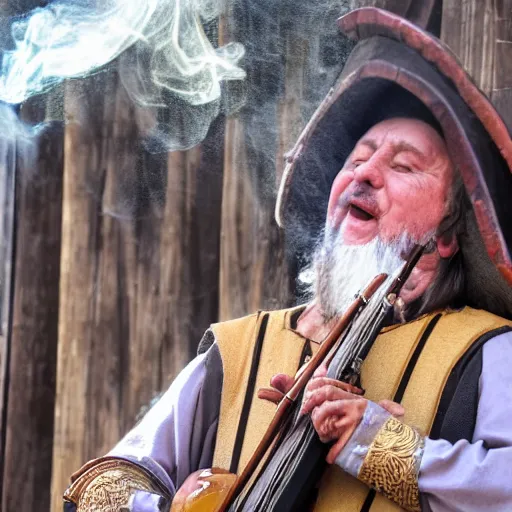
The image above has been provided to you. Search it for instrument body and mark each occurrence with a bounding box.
[170,469,236,512]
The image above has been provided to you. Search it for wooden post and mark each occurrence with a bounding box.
[1,95,64,512]
[0,108,17,507]
[492,0,512,130]
[441,0,496,95]
[0,0,62,508]
[351,0,441,32]
[441,0,512,129]
[220,117,292,320]
[51,64,225,509]
[218,3,306,320]
[50,72,122,511]
[159,119,225,383]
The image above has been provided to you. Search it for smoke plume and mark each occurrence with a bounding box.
[0,0,353,162]
[0,0,245,105]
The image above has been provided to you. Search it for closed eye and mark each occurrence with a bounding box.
[392,164,413,173]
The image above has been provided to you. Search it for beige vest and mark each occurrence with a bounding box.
[211,307,511,511]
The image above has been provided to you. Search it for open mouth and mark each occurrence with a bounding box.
[348,203,375,222]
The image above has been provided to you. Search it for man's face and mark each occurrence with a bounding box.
[327,118,454,245]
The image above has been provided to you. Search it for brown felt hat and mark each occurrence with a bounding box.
[276,8,512,314]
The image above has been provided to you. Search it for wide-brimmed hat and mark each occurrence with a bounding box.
[276,7,512,317]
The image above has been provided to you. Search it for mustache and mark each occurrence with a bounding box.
[338,182,380,215]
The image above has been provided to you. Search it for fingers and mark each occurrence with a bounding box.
[326,426,356,464]
[378,399,405,418]
[302,383,362,415]
[310,399,366,438]
[257,387,284,404]
[306,377,363,396]
[313,363,328,379]
[314,408,353,442]
[258,373,294,405]
[270,373,294,394]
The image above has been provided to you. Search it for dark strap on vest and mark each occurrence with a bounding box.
[430,325,512,442]
[230,314,270,473]
[361,323,511,512]
[360,313,442,512]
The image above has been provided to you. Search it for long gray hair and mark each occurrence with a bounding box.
[411,174,468,317]
[415,172,512,320]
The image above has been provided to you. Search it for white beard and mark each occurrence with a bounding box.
[299,226,415,318]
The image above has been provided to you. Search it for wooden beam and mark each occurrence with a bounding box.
[2,95,63,512]
[0,109,16,506]
[442,0,512,129]
[441,0,496,96]
[218,2,303,321]
[51,68,171,509]
[160,119,224,380]
[492,0,512,131]
[220,116,292,320]
[351,0,442,32]
[51,72,122,511]
[51,64,225,509]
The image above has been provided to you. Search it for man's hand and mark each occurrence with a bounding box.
[300,365,367,463]
[259,365,405,465]
[257,373,296,404]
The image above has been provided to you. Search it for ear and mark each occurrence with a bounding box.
[436,233,459,259]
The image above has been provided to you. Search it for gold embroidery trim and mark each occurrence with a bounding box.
[64,458,168,512]
[358,417,424,512]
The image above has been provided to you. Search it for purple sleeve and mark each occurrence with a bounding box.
[108,338,223,504]
[335,331,512,512]
[419,331,512,511]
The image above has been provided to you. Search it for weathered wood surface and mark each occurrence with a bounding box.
[51,72,122,510]
[2,96,63,512]
[351,0,442,32]
[492,0,512,131]
[442,0,512,130]
[219,3,294,320]
[0,108,17,506]
[50,66,224,510]
[0,1,508,511]
[220,117,292,320]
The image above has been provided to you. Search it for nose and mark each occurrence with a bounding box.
[353,158,384,189]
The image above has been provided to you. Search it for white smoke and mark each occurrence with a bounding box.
[0,104,39,329]
[0,0,353,160]
[0,104,42,172]
[0,0,245,107]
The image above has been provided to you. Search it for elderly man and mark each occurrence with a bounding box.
[64,8,512,512]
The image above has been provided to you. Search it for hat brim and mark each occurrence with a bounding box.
[276,7,512,286]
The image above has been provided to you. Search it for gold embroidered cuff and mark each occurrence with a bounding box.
[357,417,425,512]
[64,457,170,511]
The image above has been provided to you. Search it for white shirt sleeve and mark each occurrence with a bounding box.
[109,339,223,500]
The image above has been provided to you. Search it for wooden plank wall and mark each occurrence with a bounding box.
[0,107,17,508]
[1,93,64,512]
[219,2,296,321]
[50,67,225,510]
[0,1,510,511]
[441,0,512,130]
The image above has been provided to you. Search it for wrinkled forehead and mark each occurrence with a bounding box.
[354,117,449,160]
